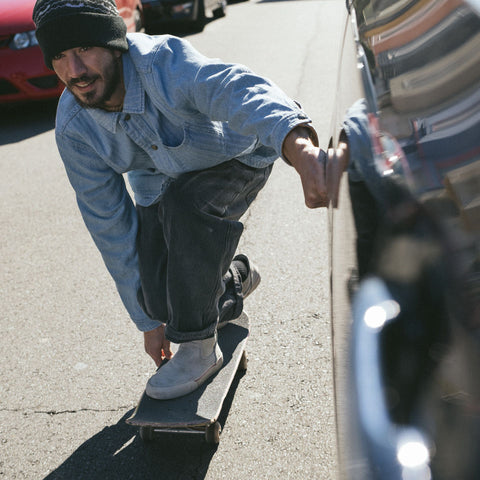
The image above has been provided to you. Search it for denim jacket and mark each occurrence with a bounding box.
[55,33,315,331]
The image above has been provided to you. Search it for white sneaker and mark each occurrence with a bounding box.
[146,333,223,400]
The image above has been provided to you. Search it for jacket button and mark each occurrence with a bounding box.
[125,114,131,121]
[151,145,158,150]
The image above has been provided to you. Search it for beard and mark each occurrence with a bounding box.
[66,52,123,111]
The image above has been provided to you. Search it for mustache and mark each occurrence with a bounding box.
[67,75,99,89]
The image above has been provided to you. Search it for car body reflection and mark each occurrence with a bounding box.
[329,1,480,478]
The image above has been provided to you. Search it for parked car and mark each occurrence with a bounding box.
[0,0,143,104]
[328,0,480,478]
[140,0,226,33]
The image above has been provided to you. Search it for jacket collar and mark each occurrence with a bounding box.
[87,53,145,133]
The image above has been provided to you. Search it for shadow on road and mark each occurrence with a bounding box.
[0,99,58,146]
[44,413,216,480]
[44,371,245,480]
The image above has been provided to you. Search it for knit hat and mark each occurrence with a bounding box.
[33,0,128,69]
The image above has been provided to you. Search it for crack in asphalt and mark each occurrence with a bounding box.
[0,406,133,416]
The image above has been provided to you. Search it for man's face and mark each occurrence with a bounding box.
[52,46,124,111]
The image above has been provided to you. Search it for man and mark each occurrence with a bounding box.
[33,0,340,400]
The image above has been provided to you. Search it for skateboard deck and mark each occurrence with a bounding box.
[126,312,249,444]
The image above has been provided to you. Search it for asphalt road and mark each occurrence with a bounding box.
[0,1,345,478]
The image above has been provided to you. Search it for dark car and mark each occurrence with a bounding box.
[329,0,480,478]
[0,0,144,104]
[141,0,227,33]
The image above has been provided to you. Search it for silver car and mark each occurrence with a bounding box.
[329,0,480,478]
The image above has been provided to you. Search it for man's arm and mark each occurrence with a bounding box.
[58,133,172,363]
[56,133,160,333]
[149,36,315,159]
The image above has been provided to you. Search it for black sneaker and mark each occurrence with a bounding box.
[217,255,261,330]
[234,254,261,299]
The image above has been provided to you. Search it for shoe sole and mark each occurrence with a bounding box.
[243,264,260,299]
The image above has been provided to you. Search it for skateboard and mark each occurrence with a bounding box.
[126,312,249,444]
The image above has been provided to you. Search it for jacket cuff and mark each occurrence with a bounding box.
[132,316,163,332]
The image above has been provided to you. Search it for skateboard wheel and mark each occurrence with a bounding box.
[239,351,248,371]
[139,426,154,442]
[205,421,221,444]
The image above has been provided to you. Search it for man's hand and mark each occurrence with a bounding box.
[326,141,349,208]
[283,127,349,208]
[144,324,173,367]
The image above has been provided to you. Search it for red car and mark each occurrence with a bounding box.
[0,0,143,104]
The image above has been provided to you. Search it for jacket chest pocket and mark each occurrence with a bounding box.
[152,122,229,175]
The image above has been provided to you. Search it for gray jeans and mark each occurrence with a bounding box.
[136,159,272,343]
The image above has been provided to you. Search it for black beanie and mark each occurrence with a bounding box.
[33,0,128,70]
